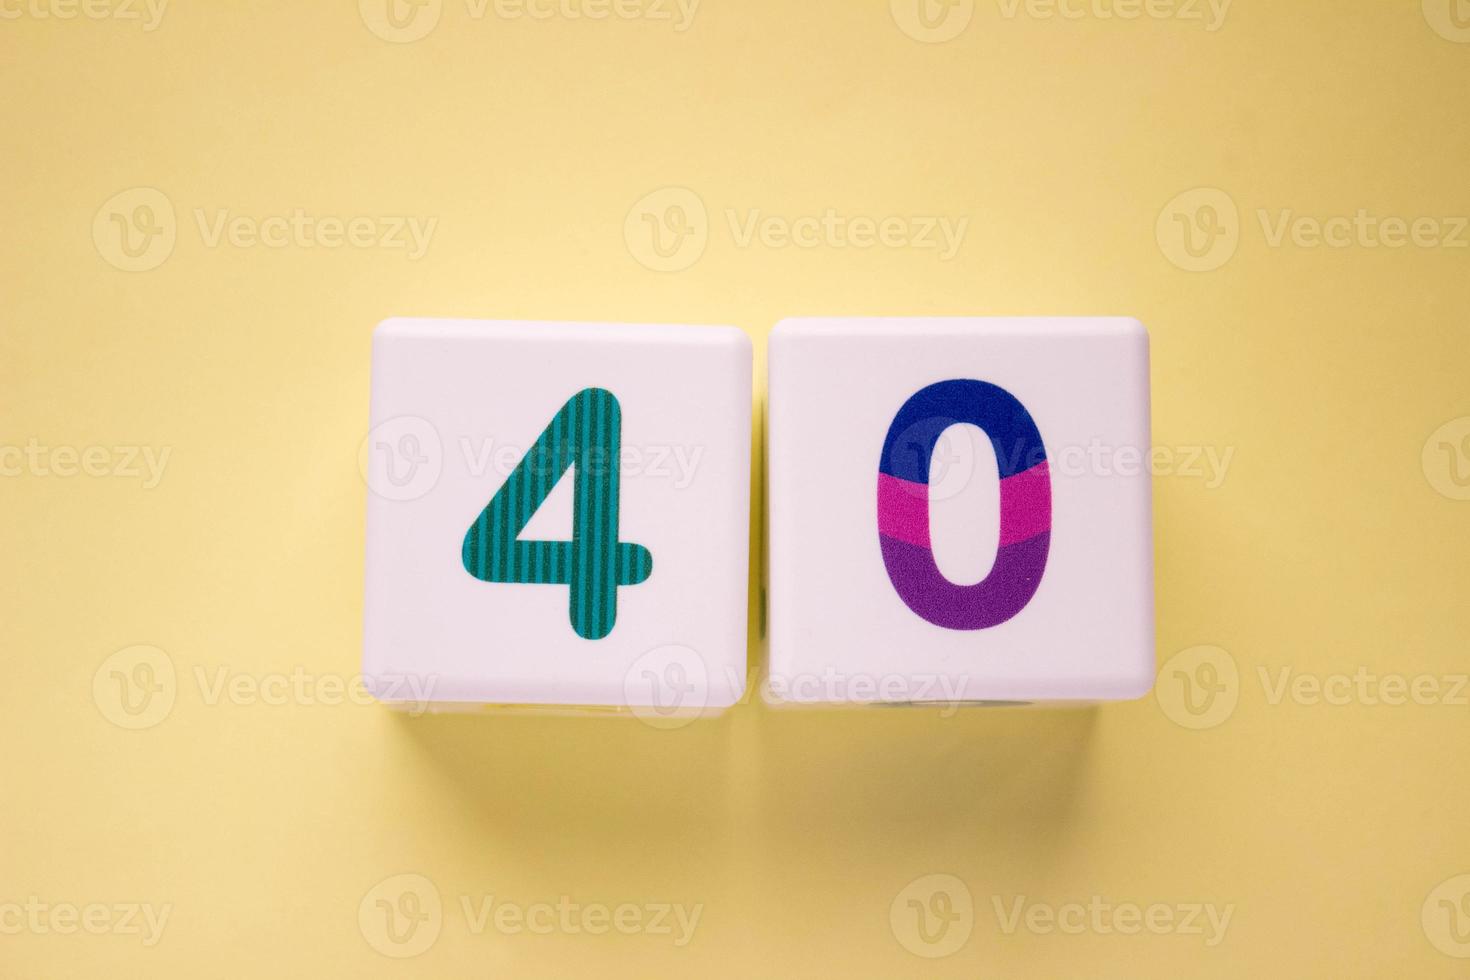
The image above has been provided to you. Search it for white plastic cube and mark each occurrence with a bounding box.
[766,317,1154,705]
[362,319,751,713]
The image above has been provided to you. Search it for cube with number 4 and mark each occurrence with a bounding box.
[362,319,751,714]
[767,317,1154,706]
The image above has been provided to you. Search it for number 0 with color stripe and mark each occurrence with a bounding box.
[877,379,1051,630]
[461,388,652,640]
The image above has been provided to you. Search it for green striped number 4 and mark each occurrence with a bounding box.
[460,388,653,640]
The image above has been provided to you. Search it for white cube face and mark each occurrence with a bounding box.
[362,319,751,712]
[767,317,1154,705]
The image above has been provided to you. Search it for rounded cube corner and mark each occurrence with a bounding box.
[769,318,812,344]
[705,681,747,713]
[1114,317,1150,346]
[1112,653,1158,702]
[706,325,754,357]
[372,316,416,338]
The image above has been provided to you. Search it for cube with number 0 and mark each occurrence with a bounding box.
[362,319,751,714]
[766,317,1155,706]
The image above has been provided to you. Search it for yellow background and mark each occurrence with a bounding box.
[3,0,1469,975]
